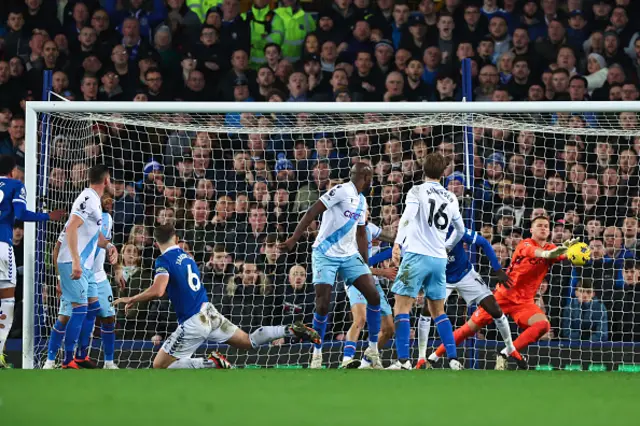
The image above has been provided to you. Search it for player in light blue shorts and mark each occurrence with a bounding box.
[341,221,396,369]
[391,252,448,300]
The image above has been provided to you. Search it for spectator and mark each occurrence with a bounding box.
[561,279,609,342]
[103,0,167,42]
[274,0,315,63]
[278,264,315,326]
[183,199,216,264]
[201,244,236,307]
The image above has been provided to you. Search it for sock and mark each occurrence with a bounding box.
[417,315,432,360]
[249,326,287,348]
[343,341,356,361]
[312,312,328,350]
[366,304,381,348]
[493,314,517,354]
[47,319,67,361]
[0,297,15,354]
[167,358,214,369]
[513,321,550,352]
[101,321,115,362]
[64,305,87,365]
[76,300,100,359]
[434,314,457,359]
[394,313,411,362]
[434,323,476,358]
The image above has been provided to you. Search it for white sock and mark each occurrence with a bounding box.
[168,358,213,369]
[104,361,116,367]
[0,298,15,354]
[313,347,322,356]
[249,326,287,348]
[417,315,432,360]
[368,341,378,352]
[428,352,440,363]
[494,314,516,354]
[343,355,353,363]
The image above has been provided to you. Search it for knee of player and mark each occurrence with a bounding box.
[353,315,366,331]
[366,292,380,306]
[101,315,115,324]
[536,320,551,335]
[152,358,165,369]
[57,315,70,326]
[381,319,395,335]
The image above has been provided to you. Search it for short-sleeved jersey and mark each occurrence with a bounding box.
[154,246,208,324]
[92,212,113,283]
[446,228,478,283]
[313,182,367,258]
[0,177,27,245]
[497,238,559,303]
[403,182,461,259]
[57,188,103,269]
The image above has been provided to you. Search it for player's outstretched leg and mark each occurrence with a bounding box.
[310,283,331,369]
[74,298,100,368]
[416,304,432,369]
[478,296,527,370]
[351,274,381,368]
[341,302,365,369]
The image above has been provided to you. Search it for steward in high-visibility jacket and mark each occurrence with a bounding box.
[186,0,223,22]
[274,0,316,63]
[242,0,284,68]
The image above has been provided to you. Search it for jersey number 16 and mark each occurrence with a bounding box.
[427,199,449,230]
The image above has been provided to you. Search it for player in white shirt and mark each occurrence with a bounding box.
[280,163,382,369]
[44,165,118,369]
[388,153,465,370]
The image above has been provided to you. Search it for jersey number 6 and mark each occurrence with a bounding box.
[187,264,202,292]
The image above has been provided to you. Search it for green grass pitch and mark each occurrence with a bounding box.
[2,370,639,426]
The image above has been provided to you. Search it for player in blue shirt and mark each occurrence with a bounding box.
[414,226,525,369]
[114,225,320,369]
[0,155,65,368]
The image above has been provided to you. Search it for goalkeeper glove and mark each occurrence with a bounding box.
[562,238,581,249]
[539,246,568,259]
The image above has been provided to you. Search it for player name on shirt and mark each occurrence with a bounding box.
[423,185,456,203]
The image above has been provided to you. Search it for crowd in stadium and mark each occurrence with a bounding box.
[1,0,640,353]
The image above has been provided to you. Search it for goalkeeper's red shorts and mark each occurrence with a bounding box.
[470,294,544,330]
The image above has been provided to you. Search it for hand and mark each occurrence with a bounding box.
[362,82,375,92]
[540,246,567,259]
[271,338,285,346]
[204,61,219,71]
[562,238,580,249]
[151,334,163,346]
[108,245,119,265]
[377,266,398,281]
[48,209,66,221]
[278,237,297,253]
[113,297,134,316]
[71,260,82,280]
[492,269,513,289]
[392,244,402,267]
[115,269,126,291]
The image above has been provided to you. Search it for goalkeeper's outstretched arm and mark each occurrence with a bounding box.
[279,200,327,252]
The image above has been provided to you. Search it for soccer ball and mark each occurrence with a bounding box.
[567,242,591,266]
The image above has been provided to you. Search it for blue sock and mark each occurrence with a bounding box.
[366,304,381,344]
[343,341,356,359]
[435,314,457,359]
[394,313,411,361]
[312,312,328,350]
[101,321,115,362]
[47,319,67,361]
[77,301,100,359]
[64,305,87,365]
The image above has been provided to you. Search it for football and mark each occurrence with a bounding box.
[567,242,591,266]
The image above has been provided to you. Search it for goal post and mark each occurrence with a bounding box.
[23,101,640,370]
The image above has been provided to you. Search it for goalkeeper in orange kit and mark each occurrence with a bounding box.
[427,216,580,370]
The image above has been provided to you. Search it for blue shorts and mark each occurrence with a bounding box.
[346,281,392,316]
[312,251,370,287]
[391,252,447,301]
[96,280,115,317]
[58,262,90,305]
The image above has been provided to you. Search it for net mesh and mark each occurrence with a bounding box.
[31,108,640,370]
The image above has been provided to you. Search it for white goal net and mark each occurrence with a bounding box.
[24,102,640,371]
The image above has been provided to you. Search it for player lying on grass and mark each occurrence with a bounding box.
[388,153,465,370]
[114,225,320,369]
[280,163,382,369]
[341,221,397,369]
[44,164,118,370]
[45,194,124,369]
[0,155,65,368]
[415,225,521,369]
[428,215,580,370]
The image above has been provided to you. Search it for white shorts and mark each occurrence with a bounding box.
[446,269,492,305]
[0,242,16,288]
[161,303,238,360]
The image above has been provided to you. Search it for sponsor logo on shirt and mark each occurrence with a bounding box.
[343,210,362,220]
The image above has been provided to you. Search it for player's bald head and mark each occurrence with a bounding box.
[350,162,372,179]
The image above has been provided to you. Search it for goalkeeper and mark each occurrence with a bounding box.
[427,216,581,370]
